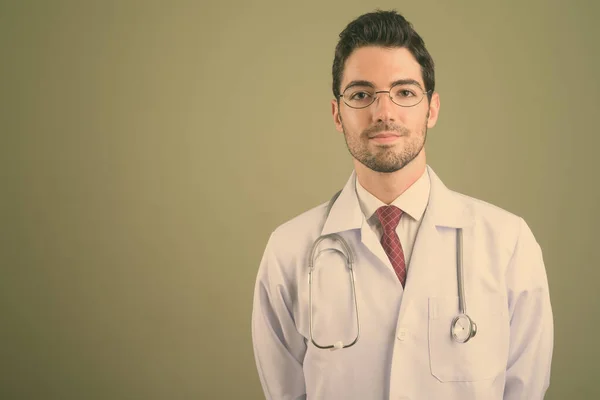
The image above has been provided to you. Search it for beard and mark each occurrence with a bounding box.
[341,117,429,173]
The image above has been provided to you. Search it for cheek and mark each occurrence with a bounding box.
[343,111,371,130]
[403,109,429,128]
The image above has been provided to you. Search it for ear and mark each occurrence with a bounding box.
[426,91,441,129]
[331,99,344,133]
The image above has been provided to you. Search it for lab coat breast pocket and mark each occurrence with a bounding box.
[428,294,509,382]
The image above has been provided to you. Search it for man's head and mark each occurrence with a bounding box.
[331,10,440,174]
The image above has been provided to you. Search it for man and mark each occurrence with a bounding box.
[252,10,553,400]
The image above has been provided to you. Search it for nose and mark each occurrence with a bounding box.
[372,91,396,123]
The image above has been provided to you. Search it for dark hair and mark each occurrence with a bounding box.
[332,10,435,102]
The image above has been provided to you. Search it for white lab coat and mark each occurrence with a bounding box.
[252,165,553,400]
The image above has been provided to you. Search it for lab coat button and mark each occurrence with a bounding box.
[396,328,408,341]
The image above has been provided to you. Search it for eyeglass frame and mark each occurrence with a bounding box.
[337,81,432,109]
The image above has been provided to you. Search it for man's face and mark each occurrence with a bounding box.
[331,46,440,173]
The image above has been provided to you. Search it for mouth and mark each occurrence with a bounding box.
[369,132,401,143]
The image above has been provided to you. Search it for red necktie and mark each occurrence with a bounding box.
[376,205,407,286]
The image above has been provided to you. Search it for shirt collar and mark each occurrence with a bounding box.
[355,167,431,224]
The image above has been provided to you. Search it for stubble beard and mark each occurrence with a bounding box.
[342,119,428,173]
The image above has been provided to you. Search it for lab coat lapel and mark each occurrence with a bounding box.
[320,170,363,236]
[320,169,399,272]
[399,166,475,308]
[360,215,392,275]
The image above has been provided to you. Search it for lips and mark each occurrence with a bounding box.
[369,134,401,144]
[369,129,401,139]
[369,132,401,139]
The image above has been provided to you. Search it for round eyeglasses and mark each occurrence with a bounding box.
[339,83,431,109]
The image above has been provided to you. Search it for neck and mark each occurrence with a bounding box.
[354,150,426,205]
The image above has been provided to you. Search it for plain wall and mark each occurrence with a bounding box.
[2,0,599,398]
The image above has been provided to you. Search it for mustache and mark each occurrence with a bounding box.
[363,122,409,137]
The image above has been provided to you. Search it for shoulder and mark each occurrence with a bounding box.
[268,200,329,253]
[428,166,527,242]
[455,191,522,227]
[258,198,330,269]
[451,189,542,268]
[255,199,332,291]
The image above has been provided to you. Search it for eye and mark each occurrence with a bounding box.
[397,89,416,97]
[350,91,373,100]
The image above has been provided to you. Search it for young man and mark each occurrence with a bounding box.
[252,10,553,400]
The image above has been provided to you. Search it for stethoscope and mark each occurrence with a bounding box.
[308,190,477,351]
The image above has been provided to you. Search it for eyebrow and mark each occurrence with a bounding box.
[342,79,425,93]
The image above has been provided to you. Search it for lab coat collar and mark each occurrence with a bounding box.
[321,164,474,236]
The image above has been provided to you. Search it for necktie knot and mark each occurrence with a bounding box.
[376,205,403,233]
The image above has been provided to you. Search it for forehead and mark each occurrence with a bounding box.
[341,46,424,89]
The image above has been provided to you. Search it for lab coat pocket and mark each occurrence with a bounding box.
[428,294,509,382]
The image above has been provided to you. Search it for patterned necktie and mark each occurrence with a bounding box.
[375,205,407,287]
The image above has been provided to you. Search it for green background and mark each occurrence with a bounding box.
[2,0,598,398]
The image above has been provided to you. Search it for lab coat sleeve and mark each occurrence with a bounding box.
[252,232,307,400]
[504,218,554,400]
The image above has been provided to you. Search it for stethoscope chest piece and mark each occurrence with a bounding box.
[451,314,477,343]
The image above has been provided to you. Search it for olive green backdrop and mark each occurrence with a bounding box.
[2,0,598,399]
